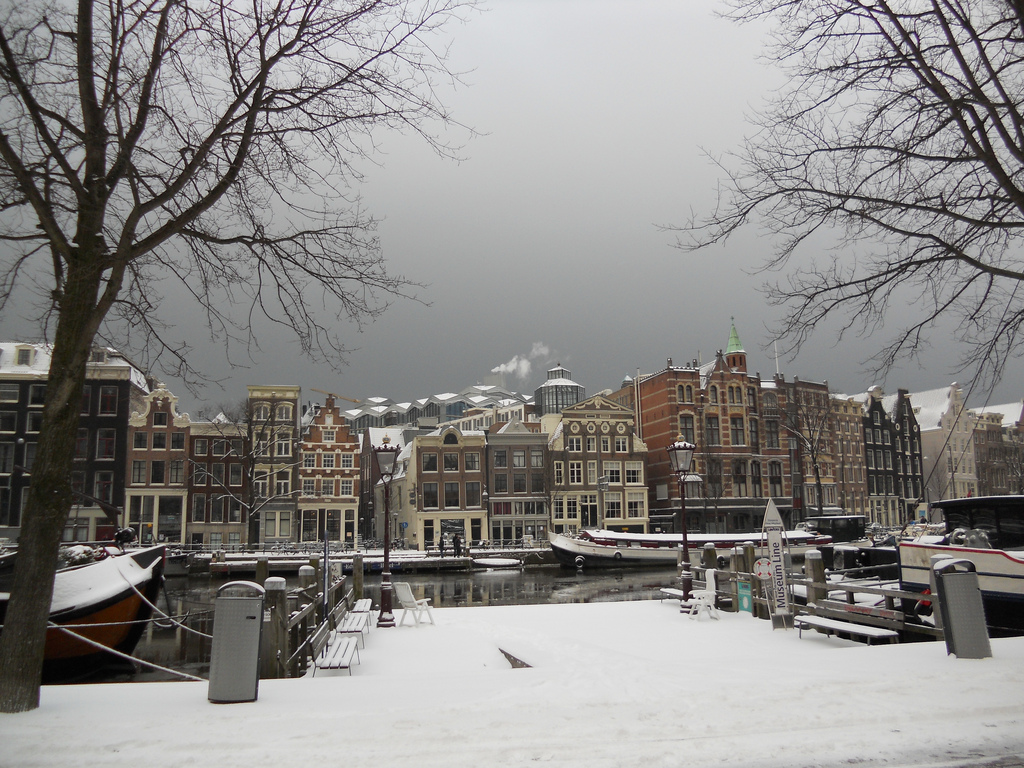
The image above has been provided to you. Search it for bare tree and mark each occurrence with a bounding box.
[783,381,836,515]
[680,1,1024,388]
[0,0,466,712]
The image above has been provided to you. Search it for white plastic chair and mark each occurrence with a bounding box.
[393,581,435,626]
[688,568,720,620]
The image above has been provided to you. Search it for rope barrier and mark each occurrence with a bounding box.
[47,622,206,683]
[116,565,214,640]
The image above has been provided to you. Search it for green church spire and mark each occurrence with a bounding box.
[726,316,744,354]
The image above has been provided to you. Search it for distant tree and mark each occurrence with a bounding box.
[784,381,836,515]
[680,0,1024,388]
[0,0,466,712]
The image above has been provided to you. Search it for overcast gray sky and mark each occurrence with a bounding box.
[5,0,1023,414]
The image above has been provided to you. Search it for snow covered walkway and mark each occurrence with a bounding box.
[2,600,1022,768]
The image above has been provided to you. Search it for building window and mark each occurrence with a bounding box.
[134,432,148,450]
[513,473,527,493]
[730,417,745,446]
[465,452,480,471]
[132,460,147,484]
[212,463,225,486]
[96,429,116,459]
[422,453,438,472]
[493,474,508,494]
[678,415,695,443]
[322,453,335,469]
[769,462,783,497]
[321,478,336,497]
[323,429,336,443]
[605,461,621,484]
[444,452,459,472]
[705,417,721,446]
[531,473,544,493]
[339,479,353,496]
[194,438,208,456]
[275,435,292,457]
[615,436,627,452]
[304,453,317,469]
[275,471,290,496]
[444,482,460,507]
[423,482,439,508]
[627,491,644,518]
[303,479,316,496]
[567,436,582,452]
[98,386,118,415]
[229,464,243,486]
[94,472,114,504]
[709,386,718,404]
[605,492,622,518]
[340,453,354,469]
[749,419,759,450]
[493,450,507,468]
[277,403,293,421]
[152,432,167,450]
[211,495,225,523]
[254,471,268,497]
[569,462,582,484]
[733,460,747,496]
[766,420,780,449]
[513,450,526,468]
[0,383,18,403]
[192,494,206,522]
[151,461,165,484]
[587,461,597,484]
[586,437,596,453]
[625,461,642,484]
[170,460,184,484]
[531,451,544,469]
[554,461,563,484]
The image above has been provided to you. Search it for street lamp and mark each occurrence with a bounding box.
[667,437,696,601]
[373,435,400,628]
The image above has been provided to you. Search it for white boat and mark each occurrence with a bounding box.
[898,495,1024,633]
[549,528,832,569]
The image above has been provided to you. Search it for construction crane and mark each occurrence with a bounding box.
[310,387,362,405]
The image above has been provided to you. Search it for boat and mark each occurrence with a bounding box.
[549,528,832,569]
[898,495,1024,633]
[0,544,166,681]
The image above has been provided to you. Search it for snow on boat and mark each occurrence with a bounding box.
[549,528,831,569]
[472,557,522,570]
[0,544,166,680]
[899,495,1024,633]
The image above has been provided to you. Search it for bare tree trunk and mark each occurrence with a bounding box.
[0,264,99,712]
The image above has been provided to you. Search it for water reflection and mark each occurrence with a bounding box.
[120,564,679,683]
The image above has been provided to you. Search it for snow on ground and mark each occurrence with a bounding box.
[2,600,1023,768]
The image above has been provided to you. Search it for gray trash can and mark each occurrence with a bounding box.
[933,558,992,659]
[208,581,266,703]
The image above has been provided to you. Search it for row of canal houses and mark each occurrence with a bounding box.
[2,325,1024,548]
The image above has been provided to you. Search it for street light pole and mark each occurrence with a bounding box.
[667,437,696,601]
[373,436,399,628]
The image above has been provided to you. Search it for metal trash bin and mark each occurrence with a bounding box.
[208,581,266,703]
[933,558,992,659]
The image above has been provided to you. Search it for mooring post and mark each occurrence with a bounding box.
[262,577,288,679]
[309,555,321,587]
[742,542,761,618]
[353,554,365,600]
[255,555,269,585]
[805,549,826,606]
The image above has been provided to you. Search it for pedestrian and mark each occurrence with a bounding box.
[438,533,445,557]
[453,534,463,558]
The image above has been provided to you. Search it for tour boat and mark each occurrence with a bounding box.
[899,495,1024,633]
[0,544,166,680]
[549,528,832,569]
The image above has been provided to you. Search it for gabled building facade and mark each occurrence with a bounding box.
[248,385,300,545]
[546,394,648,534]
[297,395,361,545]
[486,419,548,545]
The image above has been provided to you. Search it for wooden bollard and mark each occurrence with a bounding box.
[352,554,365,600]
[702,542,717,570]
[262,577,288,679]
[298,564,316,591]
[255,555,269,585]
[805,549,826,606]
[309,555,320,586]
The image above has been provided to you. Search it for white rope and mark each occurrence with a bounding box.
[48,622,206,682]
[116,562,214,640]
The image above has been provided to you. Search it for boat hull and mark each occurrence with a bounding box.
[550,530,830,569]
[0,545,165,681]
[898,540,1024,633]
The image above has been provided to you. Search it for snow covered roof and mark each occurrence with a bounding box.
[972,401,1024,428]
[904,384,960,431]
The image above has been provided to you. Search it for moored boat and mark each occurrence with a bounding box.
[549,528,832,569]
[0,544,166,681]
[899,495,1024,633]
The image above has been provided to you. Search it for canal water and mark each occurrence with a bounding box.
[95,564,680,684]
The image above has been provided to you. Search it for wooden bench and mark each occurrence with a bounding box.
[309,621,360,676]
[660,587,687,601]
[795,615,899,645]
[352,598,373,614]
[335,611,370,647]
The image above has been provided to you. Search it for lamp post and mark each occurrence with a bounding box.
[667,437,696,601]
[373,436,399,628]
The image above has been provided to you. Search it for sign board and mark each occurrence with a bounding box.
[737,581,753,613]
[762,499,790,621]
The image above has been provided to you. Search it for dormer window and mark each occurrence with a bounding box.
[16,347,32,366]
